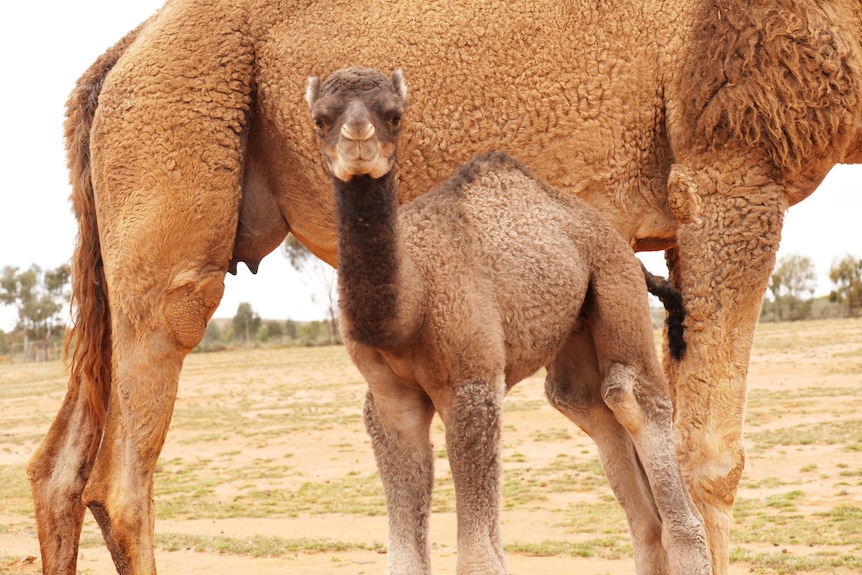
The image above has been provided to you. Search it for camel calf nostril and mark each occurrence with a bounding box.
[341,122,376,141]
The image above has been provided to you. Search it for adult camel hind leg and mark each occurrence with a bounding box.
[545,326,669,575]
[30,6,253,571]
[79,120,243,575]
[29,208,236,575]
[83,271,228,574]
[26,22,140,573]
[27,375,104,574]
[664,164,787,574]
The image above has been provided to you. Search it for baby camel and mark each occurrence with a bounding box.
[306,66,710,575]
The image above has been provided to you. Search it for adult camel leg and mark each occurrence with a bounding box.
[545,328,669,575]
[82,269,227,574]
[363,376,436,575]
[437,378,507,575]
[665,164,787,574]
[27,376,102,574]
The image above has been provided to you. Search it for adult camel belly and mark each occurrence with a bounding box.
[27,0,862,574]
[246,0,680,267]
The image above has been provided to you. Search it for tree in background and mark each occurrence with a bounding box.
[0,264,70,361]
[829,254,862,318]
[257,319,285,343]
[282,235,340,344]
[765,253,817,321]
[232,302,261,343]
[284,319,299,341]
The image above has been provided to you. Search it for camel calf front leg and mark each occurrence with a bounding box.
[363,383,436,575]
[440,379,507,575]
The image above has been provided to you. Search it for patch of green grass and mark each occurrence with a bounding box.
[0,464,34,515]
[504,399,547,412]
[556,501,628,535]
[730,546,862,573]
[532,429,572,442]
[502,455,607,507]
[154,458,385,520]
[734,498,862,547]
[291,475,385,515]
[742,476,796,490]
[506,452,528,463]
[0,363,66,400]
[765,490,804,509]
[175,433,232,445]
[813,505,862,543]
[80,532,376,557]
[747,419,862,449]
[506,536,630,560]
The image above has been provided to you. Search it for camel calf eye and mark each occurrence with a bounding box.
[390,113,402,126]
[313,117,325,129]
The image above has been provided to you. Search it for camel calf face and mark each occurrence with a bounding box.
[306,67,407,181]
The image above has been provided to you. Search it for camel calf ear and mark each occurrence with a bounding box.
[391,69,408,103]
[305,76,321,109]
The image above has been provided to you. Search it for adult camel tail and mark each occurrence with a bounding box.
[63,24,145,450]
[642,264,687,361]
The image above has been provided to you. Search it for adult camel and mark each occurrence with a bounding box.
[28,1,862,574]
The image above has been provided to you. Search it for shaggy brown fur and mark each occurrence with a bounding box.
[308,66,710,575]
[27,1,862,573]
[673,0,861,199]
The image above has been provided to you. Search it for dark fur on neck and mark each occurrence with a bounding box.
[334,171,406,348]
[641,264,686,361]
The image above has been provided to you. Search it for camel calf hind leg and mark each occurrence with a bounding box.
[545,329,670,575]
[601,363,710,575]
[582,256,710,574]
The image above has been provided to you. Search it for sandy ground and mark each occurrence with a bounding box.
[1,319,860,574]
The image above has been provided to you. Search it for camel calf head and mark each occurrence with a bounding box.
[306,67,407,181]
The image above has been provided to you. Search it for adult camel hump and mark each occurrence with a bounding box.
[28,0,862,574]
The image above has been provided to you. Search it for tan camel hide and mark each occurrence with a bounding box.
[28,1,862,574]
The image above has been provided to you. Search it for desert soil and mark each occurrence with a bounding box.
[1,319,861,574]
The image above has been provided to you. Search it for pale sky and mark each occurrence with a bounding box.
[1,1,859,331]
